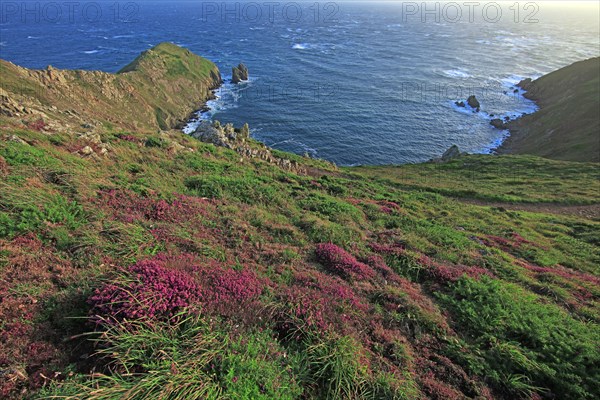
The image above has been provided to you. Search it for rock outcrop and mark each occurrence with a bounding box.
[467,95,480,112]
[517,78,533,91]
[191,120,304,173]
[232,64,249,84]
[430,144,464,163]
[490,118,508,130]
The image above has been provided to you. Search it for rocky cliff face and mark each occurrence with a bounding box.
[191,120,305,173]
[0,43,222,132]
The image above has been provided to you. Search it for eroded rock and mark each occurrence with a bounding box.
[232,63,249,84]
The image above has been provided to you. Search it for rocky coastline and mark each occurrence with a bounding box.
[494,57,599,162]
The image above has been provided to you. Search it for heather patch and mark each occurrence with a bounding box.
[88,259,201,324]
[315,243,376,280]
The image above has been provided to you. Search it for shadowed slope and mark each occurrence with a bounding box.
[499,57,600,162]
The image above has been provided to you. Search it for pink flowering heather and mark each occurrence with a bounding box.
[275,285,330,335]
[293,271,368,312]
[117,134,140,143]
[315,243,375,280]
[93,189,214,223]
[482,232,539,252]
[364,254,395,277]
[194,267,264,317]
[201,268,262,303]
[517,260,600,286]
[421,256,494,283]
[377,200,403,214]
[369,242,407,257]
[88,259,200,324]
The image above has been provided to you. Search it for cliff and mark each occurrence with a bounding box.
[499,57,600,162]
[0,42,222,132]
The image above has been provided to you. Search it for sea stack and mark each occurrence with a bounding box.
[232,63,249,83]
[467,95,480,112]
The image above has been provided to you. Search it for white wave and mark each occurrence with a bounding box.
[292,43,309,50]
[112,35,134,39]
[0,41,6,47]
[182,77,257,135]
[82,50,100,54]
[479,130,510,154]
[27,36,41,39]
[443,69,471,78]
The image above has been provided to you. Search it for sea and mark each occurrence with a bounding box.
[1,1,599,165]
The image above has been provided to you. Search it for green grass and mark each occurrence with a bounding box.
[1,123,599,399]
[437,277,600,399]
[351,154,600,204]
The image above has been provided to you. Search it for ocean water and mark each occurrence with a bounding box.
[1,1,599,165]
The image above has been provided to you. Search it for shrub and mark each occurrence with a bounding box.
[185,176,224,198]
[272,272,370,339]
[216,330,303,399]
[0,143,52,166]
[88,259,200,323]
[315,243,375,280]
[437,277,600,399]
[0,195,86,238]
[145,136,166,148]
[196,267,264,317]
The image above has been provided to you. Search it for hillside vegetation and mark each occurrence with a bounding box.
[500,57,600,162]
[0,45,599,400]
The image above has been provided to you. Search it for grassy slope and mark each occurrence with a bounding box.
[1,124,599,399]
[0,43,221,131]
[0,49,599,399]
[500,57,600,162]
[351,155,600,205]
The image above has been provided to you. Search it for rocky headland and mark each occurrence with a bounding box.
[0,42,222,132]
[496,57,600,162]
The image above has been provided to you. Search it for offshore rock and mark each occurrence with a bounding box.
[232,63,249,84]
[467,95,480,112]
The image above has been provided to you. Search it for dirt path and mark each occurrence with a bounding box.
[457,198,600,220]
